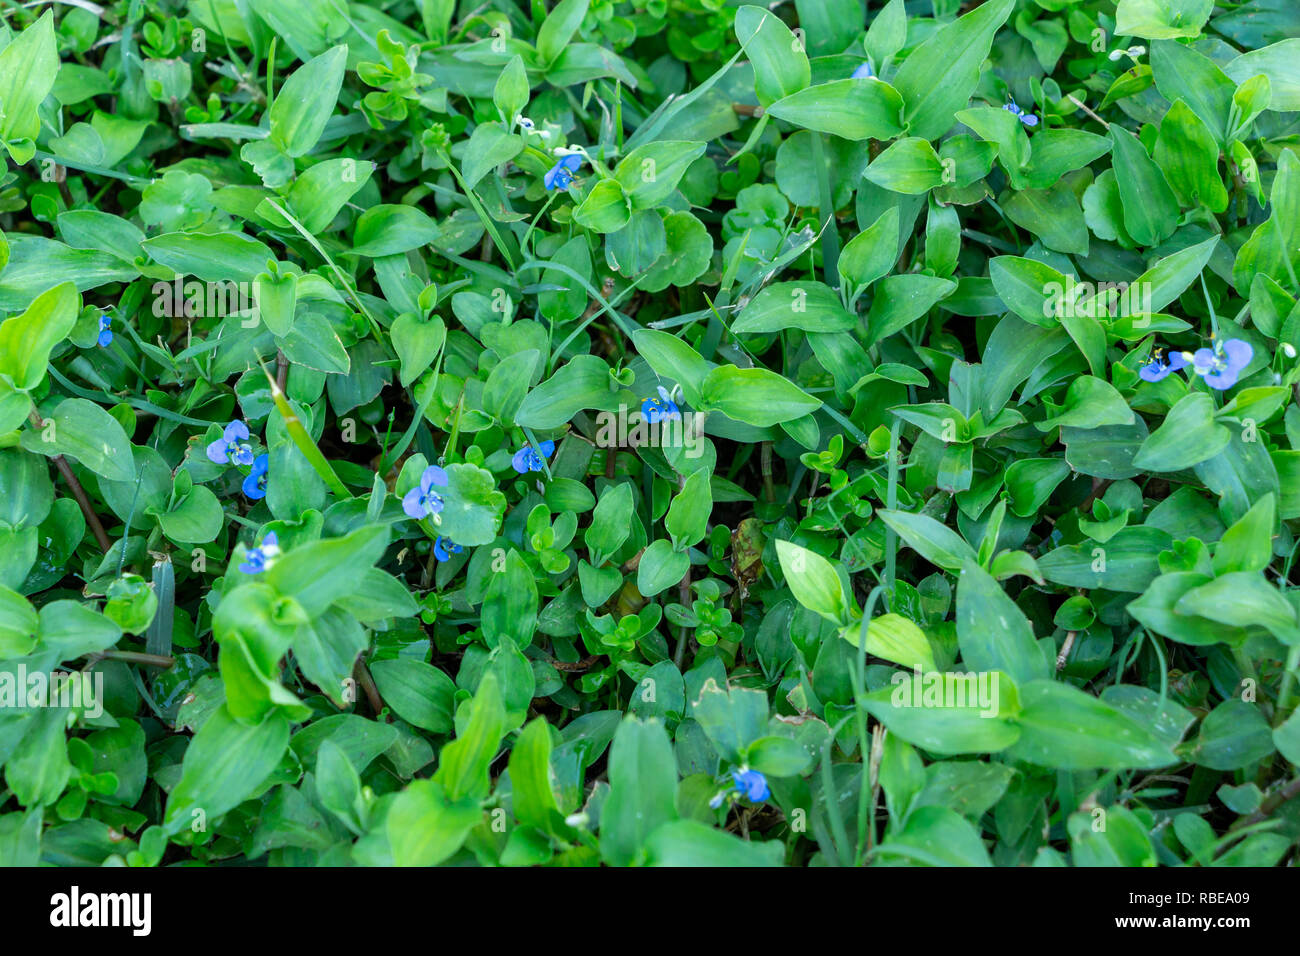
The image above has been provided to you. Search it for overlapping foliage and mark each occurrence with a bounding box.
[3,0,1300,867]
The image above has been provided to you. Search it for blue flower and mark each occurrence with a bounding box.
[1003,98,1039,127]
[1138,347,1189,383]
[732,768,769,802]
[851,61,875,79]
[97,314,113,347]
[641,386,680,424]
[242,453,269,500]
[206,420,256,467]
[511,440,555,474]
[402,465,449,519]
[544,154,582,191]
[433,536,463,562]
[239,532,281,574]
[1192,337,1252,390]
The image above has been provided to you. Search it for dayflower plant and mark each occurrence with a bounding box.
[433,536,462,561]
[1003,98,1039,127]
[709,767,770,808]
[243,453,269,500]
[238,532,281,574]
[206,420,256,467]
[544,154,582,191]
[641,385,680,424]
[1192,337,1252,390]
[403,464,449,519]
[8,0,1299,876]
[511,440,555,474]
[1138,347,1189,383]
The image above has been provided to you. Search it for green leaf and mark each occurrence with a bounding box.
[989,256,1067,328]
[839,613,937,672]
[515,355,620,429]
[863,137,946,195]
[142,231,275,284]
[665,468,712,550]
[1038,526,1170,593]
[269,45,347,157]
[860,670,1021,755]
[1174,572,1300,644]
[776,540,848,624]
[631,329,714,406]
[350,205,440,258]
[1133,393,1231,472]
[1109,124,1180,246]
[734,5,810,108]
[0,282,80,392]
[636,538,690,597]
[573,179,631,233]
[507,717,570,836]
[956,560,1048,686]
[264,525,390,617]
[600,717,678,866]
[733,281,857,334]
[1192,700,1274,770]
[890,0,1016,141]
[0,11,59,163]
[461,122,524,190]
[1069,805,1157,866]
[370,659,456,734]
[21,398,133,483]
[433,672,506,803]
[645,819,783,866]
[766,79,905,141]
[838,207,900,291]
[1116,0,1214,41]
[385,778,481,867]
[163,705,290,834]
[1036,376,1135,431]
[613,141,707,209]
[434,462,507,547]
[876,806,993,866]
[1006,680,1179,770]
[698,365,820,427]
[1226,40,1300,113]
[877,509,978,573]
[537,0,590,65]
[1213,493,1275,575]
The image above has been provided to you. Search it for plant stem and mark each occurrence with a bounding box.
[29,409,112,553]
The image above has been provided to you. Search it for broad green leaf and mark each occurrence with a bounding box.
[269,45,347,157]
[1007,680,1179,770]
[766,79,905,141]
[0,282,80,392]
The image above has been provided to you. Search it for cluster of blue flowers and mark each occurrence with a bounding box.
[206,420,268,499]
[1140,337,1253,390]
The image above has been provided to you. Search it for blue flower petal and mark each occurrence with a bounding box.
[402,486,425,519]
[223,420,250,443]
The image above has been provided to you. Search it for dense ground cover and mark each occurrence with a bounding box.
[2,0,1300,867]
